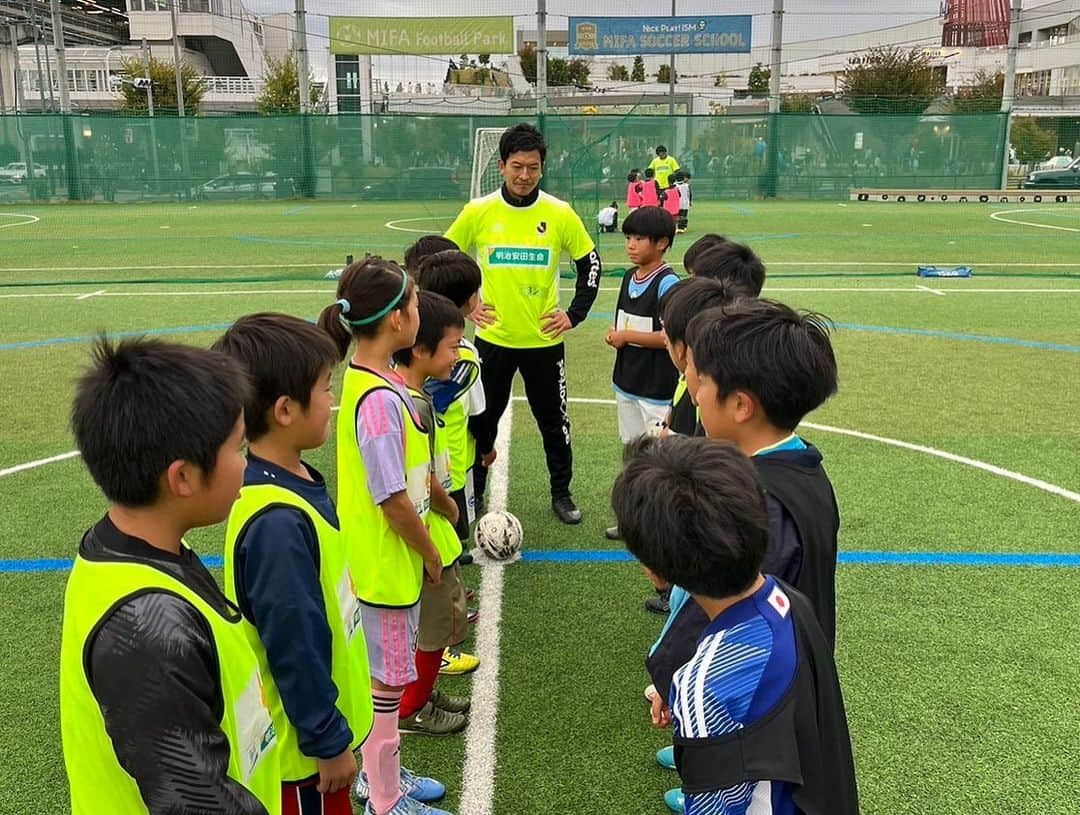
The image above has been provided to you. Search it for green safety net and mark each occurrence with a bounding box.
[0,111,1008,210]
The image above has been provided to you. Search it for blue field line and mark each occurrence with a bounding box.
[6,550,1078,574]
[834,323,1080,353]
[0,322,233,352]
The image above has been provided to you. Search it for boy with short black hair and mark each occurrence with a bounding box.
[61,337,281,814]
[214,313,402,815]
[603,205,680,541]
[415,249,487,548]
[681,233,727,276]
[691,240,766,296]
[404,235,458,275]
[391,291,477,734]
[612,436,858,815]
[607,206,681,444]
[686,298,840,643]
[640,167,662,208]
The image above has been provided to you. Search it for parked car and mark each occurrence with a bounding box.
[194,172,287,200]
[1036,155,1074,171]
[1024,157,1080,189]
[0,162,47,183]
[358,167,462,200]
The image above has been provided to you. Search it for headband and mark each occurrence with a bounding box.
[336,271,409,329]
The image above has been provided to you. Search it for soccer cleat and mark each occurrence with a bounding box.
[353,767,447,805]
[604,525,622,540]
[551,496,582,525]
[467,608,479,626]
[363,793,452,815]
[664,788,685,813]
[459,550,474,566]
[430,688,471,713]
[646,587,672,616]
[656,745,676,770]
[439,647,480,676]
[398,700,467,735]
[644,684,658,703]
[465,587,475,602]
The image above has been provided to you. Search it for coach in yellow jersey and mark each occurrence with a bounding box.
[445,123,602,525]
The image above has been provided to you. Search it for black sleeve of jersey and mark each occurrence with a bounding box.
[87,592,269,815]
[761,493,803,585]
[566,249,602,327]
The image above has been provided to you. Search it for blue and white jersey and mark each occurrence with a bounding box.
[670,576,799,815]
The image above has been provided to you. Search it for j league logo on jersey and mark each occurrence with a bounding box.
[537,221,547,235]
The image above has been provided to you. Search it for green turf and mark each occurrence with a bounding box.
[0,200,1078,814]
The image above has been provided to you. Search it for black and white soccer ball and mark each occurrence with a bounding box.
[475,511,523,561]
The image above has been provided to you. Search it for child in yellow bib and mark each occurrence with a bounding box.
[318,259,452,815]
[215,313,392,814]
[60,337,281,814]
[393,292,479,736]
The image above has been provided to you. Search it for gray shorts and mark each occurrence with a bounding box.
[359,602,420,687]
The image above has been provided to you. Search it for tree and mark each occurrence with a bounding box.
[256,52,322,115]
[517,45,590,88]
[953,69,1004,114]
[518,44,537,84]
[1010,116,1056,163]
[607,63,629,81]
[840,46,944,115]
[748,63,770,96]
[780,93,817,113]
[117,56,206,115]
[656,63,677,84]
[631,56,646,82]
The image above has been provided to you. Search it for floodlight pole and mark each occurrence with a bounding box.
[295,0,309,114]
[28,0,47,110]
[667,0,675,115]
[169,0,184,116]
[536,0,547,118]
[48,0,69,113]
[764,0,784,198]
[999,0,1021,190]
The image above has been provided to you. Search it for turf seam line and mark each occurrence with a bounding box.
[458,396,513,815]
[5,550,1080,574]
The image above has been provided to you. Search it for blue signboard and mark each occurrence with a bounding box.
[568,16,752,56]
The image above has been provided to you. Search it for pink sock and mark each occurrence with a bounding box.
[361,689,403,815]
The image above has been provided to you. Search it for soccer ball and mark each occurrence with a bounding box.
[475,511,523,561]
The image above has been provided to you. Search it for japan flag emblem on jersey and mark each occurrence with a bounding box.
[767,585,790,618]
[537,221,547,235]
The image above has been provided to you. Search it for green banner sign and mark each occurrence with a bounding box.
[330,16,515,56]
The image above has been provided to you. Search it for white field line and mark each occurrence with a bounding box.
[2,285,1080,302]
[0,450,80,478]
[916,284,946,297]
[0,214,40,230]
[511,396,1080,503]
[384,216,455,234]
[75,289,105,301]
[989,209,1080,233]
[459,400,513,815]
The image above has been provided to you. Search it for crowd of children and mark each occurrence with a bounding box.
[59,202,858,814]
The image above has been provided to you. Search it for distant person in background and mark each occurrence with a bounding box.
[598,201,619,233]
[640,168,662,209]
[648,145,680,188]
[626,170,643,211]
[673,172,691,234]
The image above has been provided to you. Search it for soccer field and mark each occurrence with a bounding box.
[1,199,1079,815]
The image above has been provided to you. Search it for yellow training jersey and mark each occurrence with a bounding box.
[445,190,594,349]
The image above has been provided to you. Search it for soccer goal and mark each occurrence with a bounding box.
[470,127,507,200]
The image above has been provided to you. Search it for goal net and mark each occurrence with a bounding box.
[470,127,507,200]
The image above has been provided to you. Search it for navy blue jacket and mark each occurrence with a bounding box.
[232,454,352,766]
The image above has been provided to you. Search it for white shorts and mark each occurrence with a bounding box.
[616,392,670,444]
[360,602,420,687]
